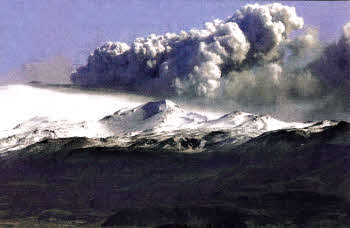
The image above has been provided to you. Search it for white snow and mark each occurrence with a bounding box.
[99,99,322,136]
[0,84,338,153]
[100,100,208,134]
[205,111,312,131]
[0,84,146,131]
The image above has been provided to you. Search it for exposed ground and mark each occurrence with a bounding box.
[0,121,350,227]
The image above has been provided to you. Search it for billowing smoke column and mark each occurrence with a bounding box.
[71,3,310,100]
[229,3,303,62]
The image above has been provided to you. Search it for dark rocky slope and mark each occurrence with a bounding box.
[0,121,349,227]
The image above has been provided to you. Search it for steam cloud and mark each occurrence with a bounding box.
[70,2,349,117]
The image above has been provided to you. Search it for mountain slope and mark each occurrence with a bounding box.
[0,121,350,227]
[0,99,338,154]
[1,99,349,226]
[100,100,207,134]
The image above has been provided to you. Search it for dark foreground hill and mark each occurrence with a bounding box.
[0,121,350,227]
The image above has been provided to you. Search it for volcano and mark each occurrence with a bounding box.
[1,87,349,227]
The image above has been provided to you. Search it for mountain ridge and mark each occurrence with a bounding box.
[1,119,350,226]
[0,99,339,153]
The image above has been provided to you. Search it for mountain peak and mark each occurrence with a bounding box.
[141,100,181,120]
[100,100,189,134]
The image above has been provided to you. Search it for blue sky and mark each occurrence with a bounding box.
[1,0,350,76]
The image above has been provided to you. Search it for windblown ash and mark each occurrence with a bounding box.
[71,3,325,102]
[309,23,350,89]
[4,56,73,84]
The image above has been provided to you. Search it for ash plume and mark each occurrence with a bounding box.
[71,3,306,98]
[309,23,350,90]
[70,3,350,121]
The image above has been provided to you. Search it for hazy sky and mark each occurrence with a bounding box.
[1,0,350,76]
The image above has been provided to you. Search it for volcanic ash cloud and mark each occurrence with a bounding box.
[309,23,350,88]
[71,3,312,100]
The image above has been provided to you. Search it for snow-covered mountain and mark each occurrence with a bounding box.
[0,116,109,153]
[0,98,338,153]
[100,100,313,133]
[2,92,350,227]
[100,100,207,134]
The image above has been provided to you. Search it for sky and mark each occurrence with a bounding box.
[1,0,350,76]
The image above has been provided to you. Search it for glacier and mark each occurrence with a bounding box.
[0,84,338,153]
